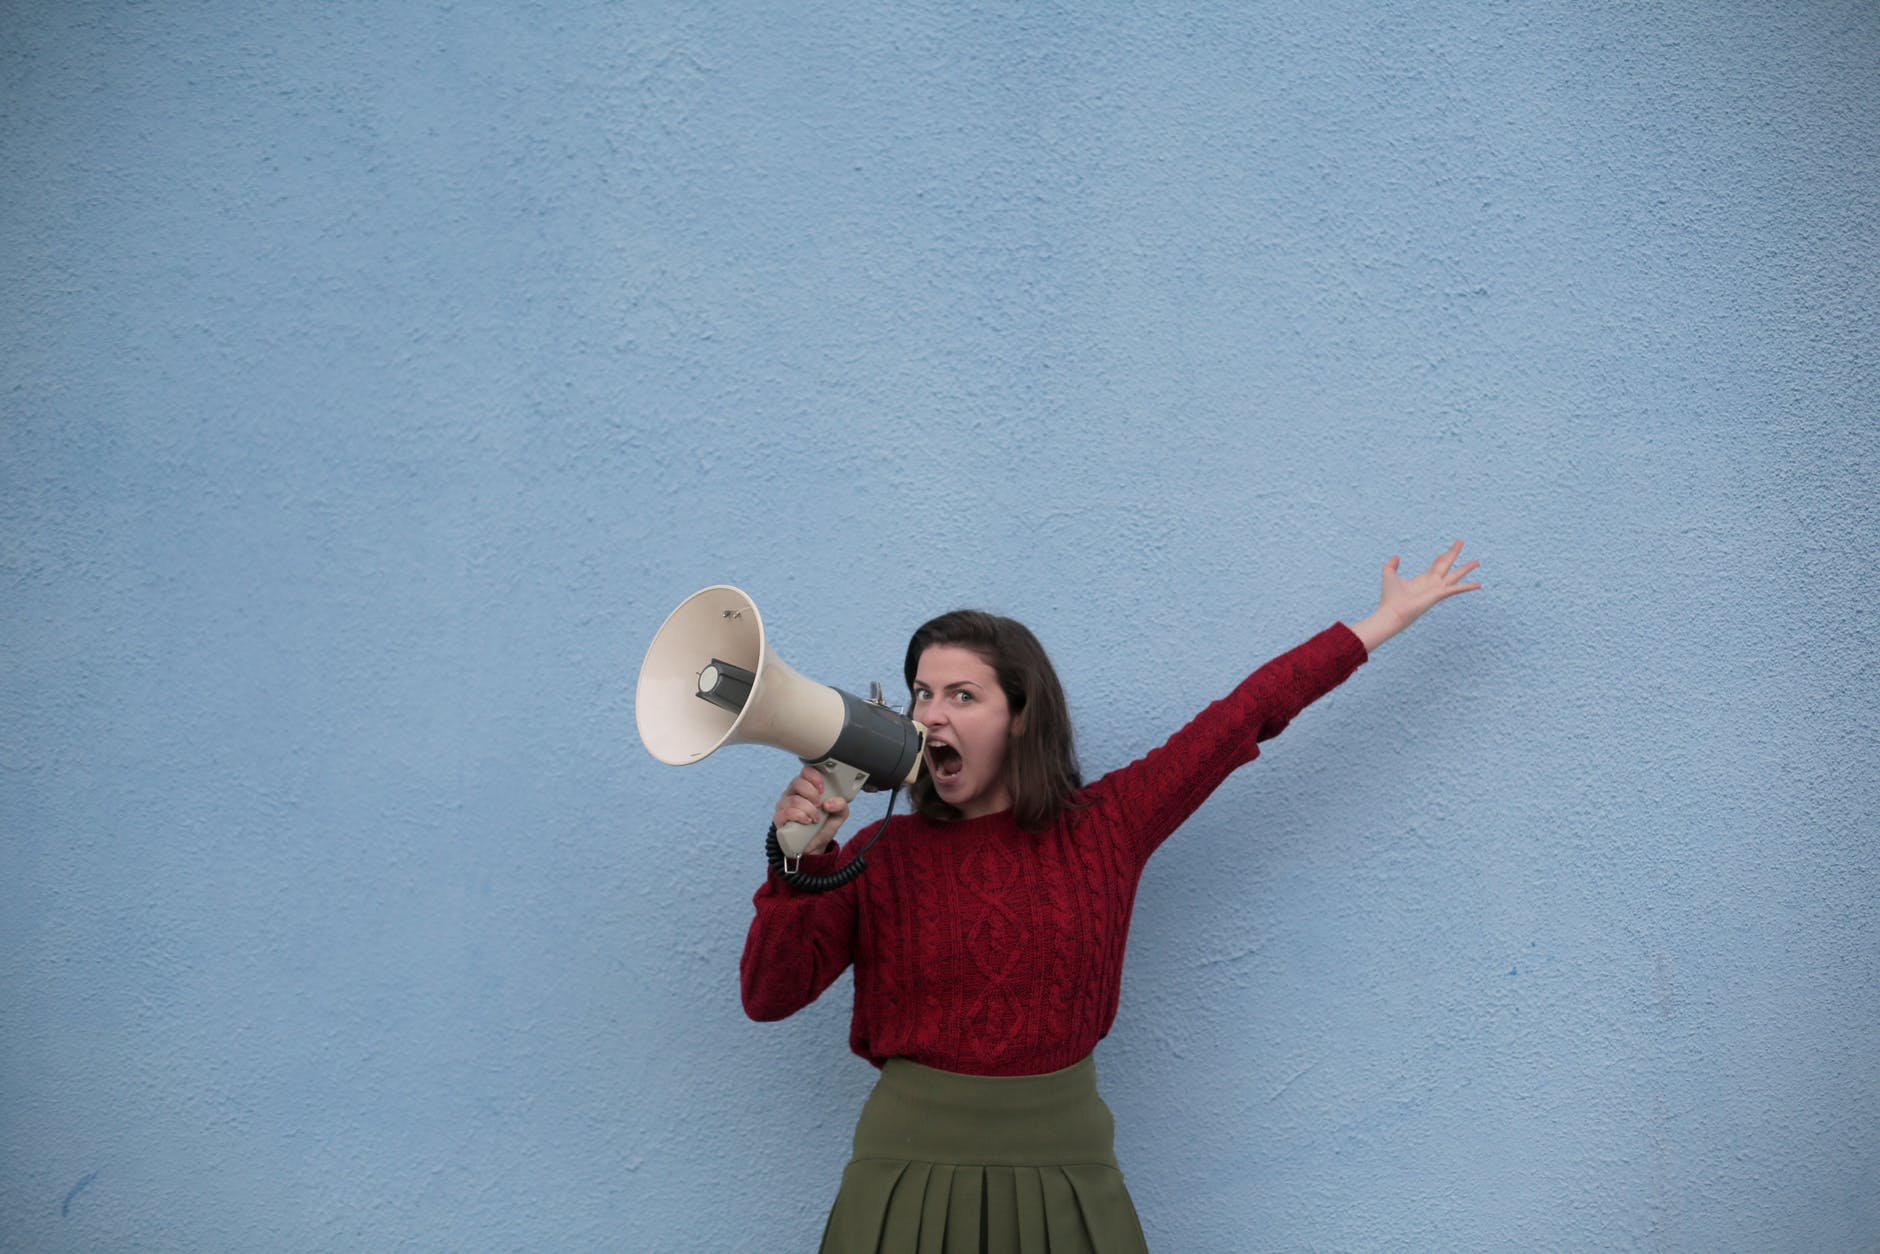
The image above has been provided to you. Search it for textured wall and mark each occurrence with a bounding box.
[3,2,1875,1250]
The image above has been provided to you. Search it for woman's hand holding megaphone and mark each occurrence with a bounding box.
[775,764,849,856]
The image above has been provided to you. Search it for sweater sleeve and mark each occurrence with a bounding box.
[738,828,866,1022]
[1084,623,1369,866]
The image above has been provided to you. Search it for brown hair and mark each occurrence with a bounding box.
[902,610,1081,831]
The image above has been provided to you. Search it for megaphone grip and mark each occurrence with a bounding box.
[775,759,870,860]
[767,769,904,894]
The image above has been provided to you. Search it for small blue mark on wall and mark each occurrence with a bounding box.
[62,1171,97,1218]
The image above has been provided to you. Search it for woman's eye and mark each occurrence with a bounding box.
[955,691,973,704]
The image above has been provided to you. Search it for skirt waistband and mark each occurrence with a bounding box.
[851,1056,1118,1168]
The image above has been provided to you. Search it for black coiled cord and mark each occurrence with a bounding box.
[765,785,900,893]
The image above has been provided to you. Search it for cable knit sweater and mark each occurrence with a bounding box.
[739,623,1368,1077]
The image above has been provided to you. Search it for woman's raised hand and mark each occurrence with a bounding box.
[1351,539,1482,652]
[773,763,849,855]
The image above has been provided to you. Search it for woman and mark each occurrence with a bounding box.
[742,542,1483,1252]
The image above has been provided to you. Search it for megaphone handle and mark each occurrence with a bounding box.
[776,758,870,865]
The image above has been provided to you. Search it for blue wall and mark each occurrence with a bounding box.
[3,3,1874,1250]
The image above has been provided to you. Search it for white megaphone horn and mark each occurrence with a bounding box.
[635,585,926,864]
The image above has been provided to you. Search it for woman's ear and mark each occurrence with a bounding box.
[1011,707,1028,736]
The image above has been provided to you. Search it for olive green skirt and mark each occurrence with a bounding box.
[819,1056,1150,1254]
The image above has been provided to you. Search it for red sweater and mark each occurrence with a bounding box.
[739,623,1368,1077]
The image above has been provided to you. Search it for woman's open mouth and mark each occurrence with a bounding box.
[926,741,964,783]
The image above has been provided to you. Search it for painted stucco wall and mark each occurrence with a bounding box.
[3,2,1874,1250]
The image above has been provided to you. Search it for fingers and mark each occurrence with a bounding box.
[774,766,851,833]
[1431,539,1464,576]
[776,767,828,830]
[802,763,852,820]
[1440,547,1483,599]
[773,794,821,829]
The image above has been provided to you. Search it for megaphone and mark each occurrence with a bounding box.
[635,585,926,865]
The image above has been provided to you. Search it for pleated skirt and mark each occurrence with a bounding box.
[819,1056,1150,1254]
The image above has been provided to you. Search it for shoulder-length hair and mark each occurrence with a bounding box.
[902,610,1081,831]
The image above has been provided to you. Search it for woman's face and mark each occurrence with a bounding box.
[912,644,1015,820]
